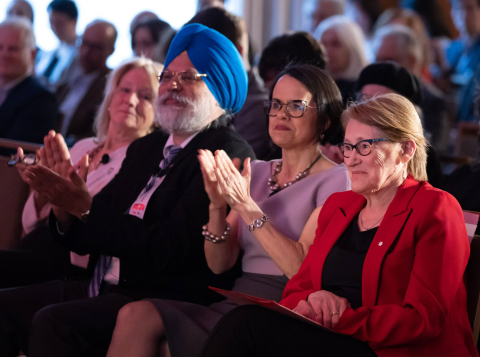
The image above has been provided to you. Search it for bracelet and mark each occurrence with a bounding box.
[80,210,90,224]
[202,222,231,243]
[248,214,269,232]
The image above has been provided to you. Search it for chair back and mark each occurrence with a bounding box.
[465,208,480,344]
[467,234,480,345]
[0,139,42,249]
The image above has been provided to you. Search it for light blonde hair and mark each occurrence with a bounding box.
[94,57,163,144]
[341,93,428,182]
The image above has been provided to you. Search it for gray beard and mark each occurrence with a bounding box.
[156,92,218,135]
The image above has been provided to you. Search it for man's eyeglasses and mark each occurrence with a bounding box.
[7,153,37,166]
[337,138,389,158]
[158,70,207,85]
[263,100,317,118]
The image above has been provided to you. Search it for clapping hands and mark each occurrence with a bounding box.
[198,149,251,211]
[24,131,92,220]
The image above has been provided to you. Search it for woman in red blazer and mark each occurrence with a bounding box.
[200,94,478,357]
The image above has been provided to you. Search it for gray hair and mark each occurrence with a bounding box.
[313,15,369,81]
[0,16,36,50]
[372,24,423,65]
[94,57,163,144]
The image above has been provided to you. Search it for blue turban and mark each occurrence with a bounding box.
[164,23,248,114]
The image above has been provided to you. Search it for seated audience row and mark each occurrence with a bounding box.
[0,17,59,151]
[0,2,479,356]
[0,24,254,356]
[200,93,477,357]
[105,63,350,357]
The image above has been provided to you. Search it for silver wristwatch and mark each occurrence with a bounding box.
[248,214,269,232]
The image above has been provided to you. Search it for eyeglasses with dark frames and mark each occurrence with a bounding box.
[157,70,207,85]
[337,138,389,158]
[263,100,317,118]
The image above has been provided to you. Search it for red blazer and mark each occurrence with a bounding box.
[281,177,478,357]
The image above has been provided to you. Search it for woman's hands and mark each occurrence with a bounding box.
[23,130,92,224]
[25,154,91,222]
[198,149,246,210]
[38,130,72,178]
[198,149,226,209]
[293,290,351,329]
[214,150,251,211]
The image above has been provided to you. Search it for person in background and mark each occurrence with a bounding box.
[258,32,327,90]
[6,0,34,23]
[356,61,444,187]
[404,0,457,39]
[131,18,176,64]
[345,0,395,38]
[6,0,44,66]
[187,7,272,160]
[1,57,162,291]
[314,15,370,104]
[446,0,480,123]
[129,11,159,34]
[56,20,117,146]
[308,0,345,33]
[199,94,478,357]
[197,0,225,12]
[442,101,480,235]
[373,24,449,153]
[106,63,350,357]
[373,8,433,83]
[0,17,59,149]
[36,0,78,89]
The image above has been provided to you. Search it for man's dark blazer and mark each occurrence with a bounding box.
[0,76,59,145]
[51,116,255,305]
[56,68,110,144]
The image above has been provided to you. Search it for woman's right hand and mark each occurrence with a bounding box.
[293,290,350,329]
[40,130,73,178]
[198,149,226,209]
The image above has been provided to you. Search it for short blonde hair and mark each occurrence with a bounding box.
[341,93,428,182]
[94,57,163,144]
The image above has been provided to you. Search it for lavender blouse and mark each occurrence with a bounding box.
[237,160,351,276]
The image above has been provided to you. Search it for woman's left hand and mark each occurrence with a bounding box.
[214,150,251,211]
[293,290,351,329]
[24,154,92,220]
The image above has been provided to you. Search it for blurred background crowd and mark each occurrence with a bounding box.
[2,0,480,168]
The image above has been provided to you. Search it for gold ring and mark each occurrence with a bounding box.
[329,311,339,316]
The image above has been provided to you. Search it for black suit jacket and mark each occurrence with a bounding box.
[56,68,110,144]
[0,76,59,145]
[51,116,255,304]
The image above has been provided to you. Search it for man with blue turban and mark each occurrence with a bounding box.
[0,23,254,357]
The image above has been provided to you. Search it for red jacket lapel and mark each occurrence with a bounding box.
[362,178,422,306]
[310,194,366,290]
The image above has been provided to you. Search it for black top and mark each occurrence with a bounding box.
[322,214,378,309]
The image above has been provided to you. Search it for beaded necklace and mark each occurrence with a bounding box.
[268,153,322,192]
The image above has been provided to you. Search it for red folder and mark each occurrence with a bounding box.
[209,286,334,330]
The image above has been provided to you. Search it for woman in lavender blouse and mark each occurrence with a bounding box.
[107,64,351,357]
